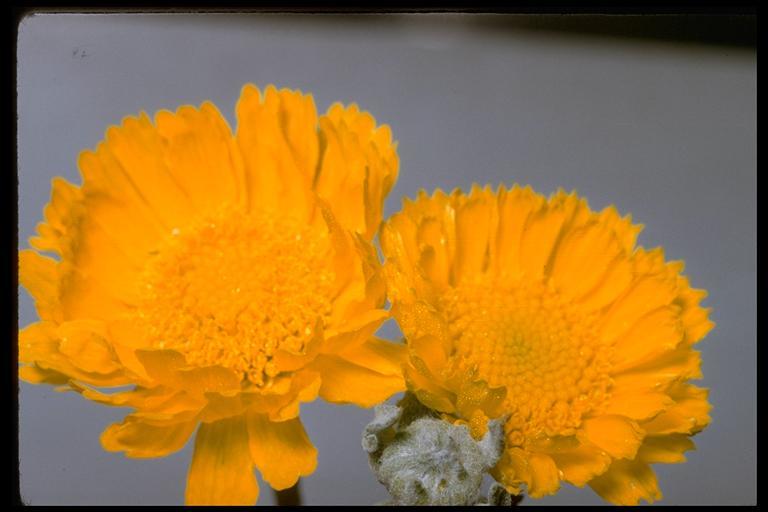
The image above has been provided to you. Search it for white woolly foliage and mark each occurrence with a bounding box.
[363,393,509,506]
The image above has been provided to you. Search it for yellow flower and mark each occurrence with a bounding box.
[19,84,406,505]
[380,185,713,505]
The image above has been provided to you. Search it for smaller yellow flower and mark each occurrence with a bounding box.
[19,84,405,505]
[380,185,713,505]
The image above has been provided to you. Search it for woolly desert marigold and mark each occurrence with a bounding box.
[19,84,406,505]
[380,185,713,505]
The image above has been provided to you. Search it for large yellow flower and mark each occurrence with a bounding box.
[19,84,406,505]
[380,185,713,505]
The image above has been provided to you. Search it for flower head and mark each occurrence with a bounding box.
[380,185,713,505]
[19,84,405,505]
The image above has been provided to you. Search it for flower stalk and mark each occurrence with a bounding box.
[274,483,302,506]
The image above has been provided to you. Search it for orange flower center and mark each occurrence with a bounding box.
[136,209,334,386]
[440,278,610,446]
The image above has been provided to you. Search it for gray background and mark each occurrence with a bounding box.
[17,14,755,506]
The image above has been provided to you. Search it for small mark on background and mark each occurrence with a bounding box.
[72,46,93,59]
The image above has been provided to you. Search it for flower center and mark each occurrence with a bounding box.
[136,209,334,387]
[440,278,610,445]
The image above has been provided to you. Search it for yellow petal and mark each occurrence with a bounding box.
[674,277,715,345]
[380,214,421,294]
[19,250,61,322]
[271,320,324,373]
[98,113,197,230]
[381,190,456,302]
[29,177,84,256]
[408,334,449,376]
[637,434,695,464]
[106,318,155,380]
[526,452,561,498]
[135,349,240,397]
[453,187,493,283]
[235,84,317,217]
[578,415,644,460]
[492,448,523,492]
[31,179,143,321]
[18,364,70,385]
[67,189,164,265]
[131,403,202,425]
[57,320,121,374]
[493,185,545,280]
[598,274,679,344]
[609,306,684,370]
[641,383,711,435]
[416,216,452,289]
[454,378,506,423]
[18,321,60,364]
[576,256,634,312]
[611,347,702,393]
[494,448,560,498]
[198,392,248,424]
[549,443,611,487]
[403,360,456,413]
[312,354,404,408]
[185,415,259,505]
[62,134,170,265]
[316,103,398,240]
[247,414,317,490]
[524,190,590,279]
[337,336,407,376]
[243,369,321,423]
[319,203,385,326]
[267,370,322,422]
[151,103,242,211]
[589,459,662,505]
[58,257,138,321]
[550,222,625,299]
[75,140,180,282]
[177,367,243,397]
[19,320,130,387]
[101,415,197,458]
[601,391,674,421]
[69,381,167,409]
[596,205,642,254]
[321,308,389,355]
[519,205,566,280]
[548,189,592,227]
[390,300,450,344]
[134,349,186,383]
